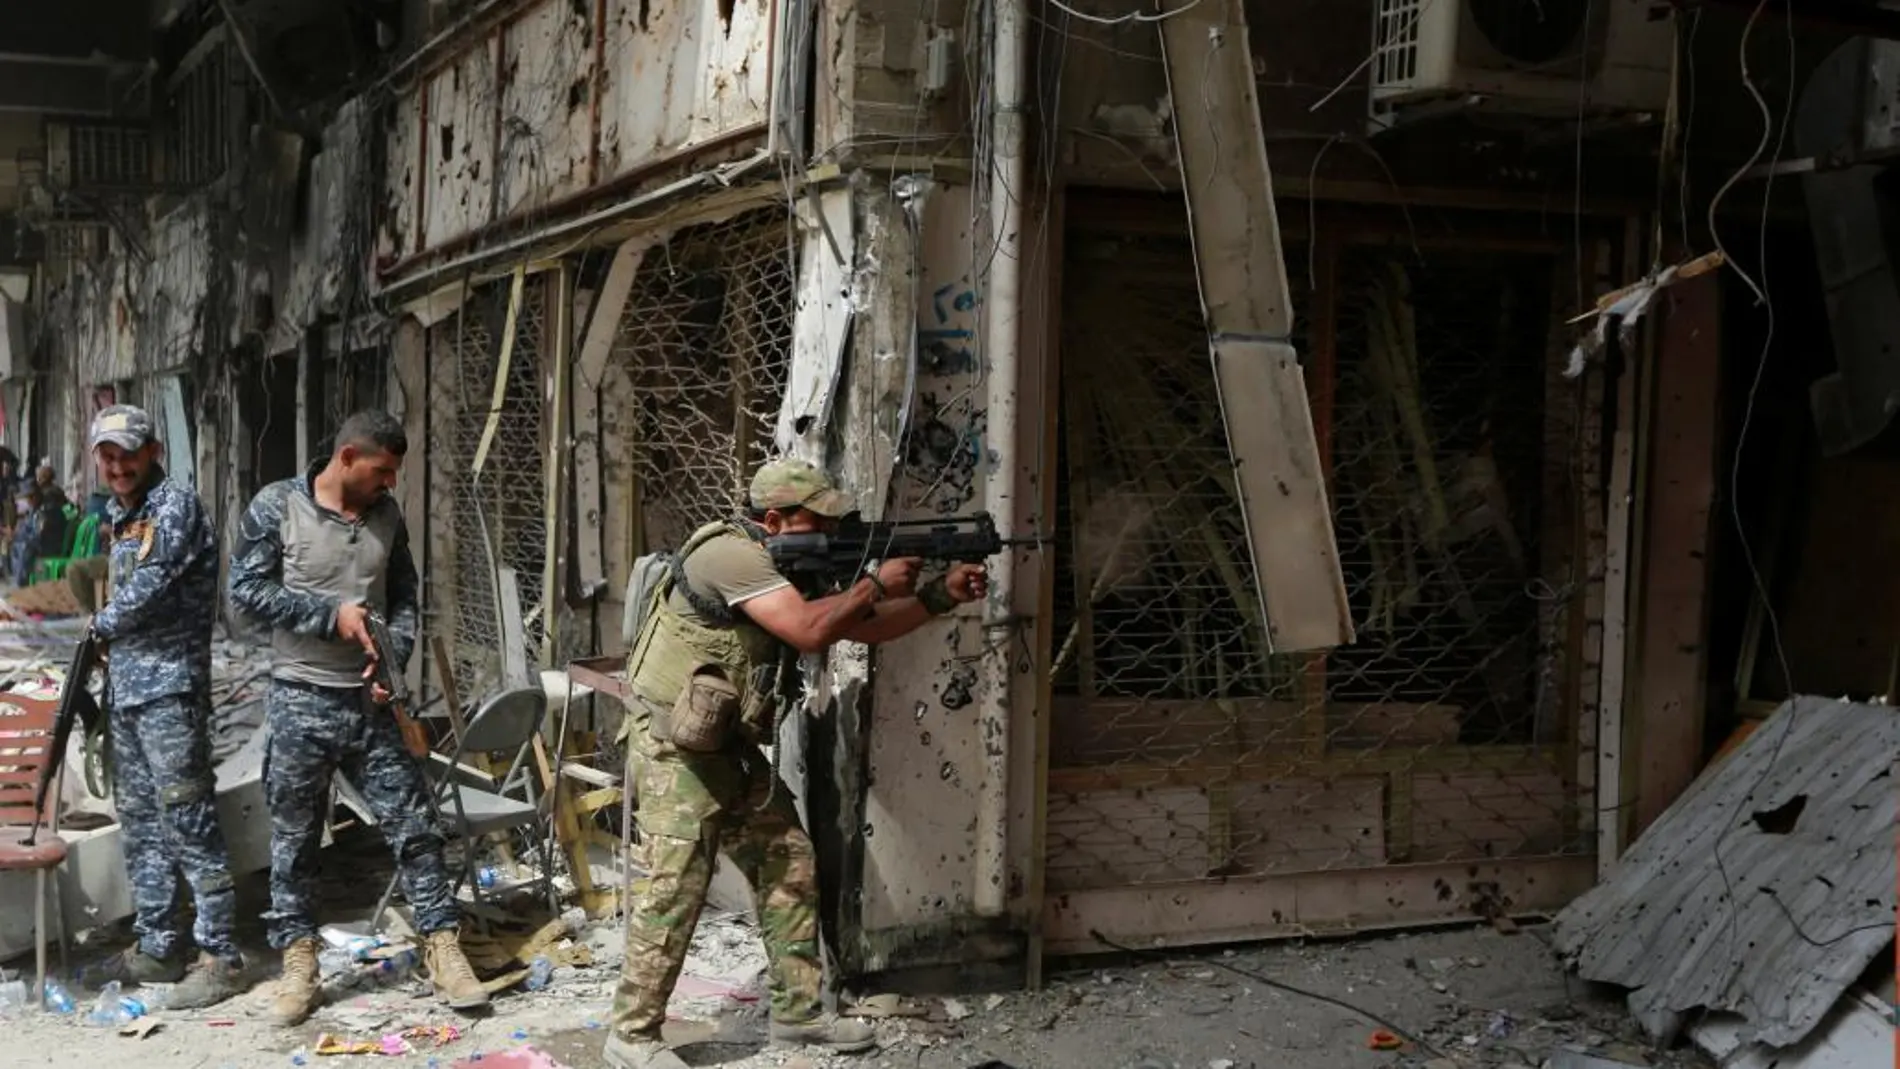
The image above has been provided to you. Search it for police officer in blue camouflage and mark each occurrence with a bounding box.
[83,404,249,1009]
[228,410,487,1026]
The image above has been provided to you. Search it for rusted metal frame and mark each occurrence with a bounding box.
[1025,190,1067,992]
[378,125,765,282]
[1607,216,1653,860]
[490,22,508,231]
[1629,270,1720,837]
[390,0,549,92]
[415,73,431,260]
[1538,252,1589,846]
[1042,855,1597,954]
[587,0,606,187]
[1047,742,1562,794]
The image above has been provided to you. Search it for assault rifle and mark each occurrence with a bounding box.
[365,611,431,759]
[765,511,1035,581]
[25,631,103,846]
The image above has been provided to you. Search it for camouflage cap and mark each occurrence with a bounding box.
[88,404,157,453]
[748,458,853,518]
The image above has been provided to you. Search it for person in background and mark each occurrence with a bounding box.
[0,446,19,532]
[10,483,68,586]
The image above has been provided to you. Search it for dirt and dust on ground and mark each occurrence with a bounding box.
[0,812,1707,1069]
[0,837,1708,1069]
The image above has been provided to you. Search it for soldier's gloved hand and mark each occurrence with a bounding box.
[945,562,989,604]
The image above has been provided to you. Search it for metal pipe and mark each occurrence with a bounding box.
[972,0,1027,919]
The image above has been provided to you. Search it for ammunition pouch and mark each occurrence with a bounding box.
[650,664,741,753]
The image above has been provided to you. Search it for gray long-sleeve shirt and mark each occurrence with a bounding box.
[227,465,419,688]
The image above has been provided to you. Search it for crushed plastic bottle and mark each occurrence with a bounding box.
[374,949,420,987]
[0,980,27,1016]
[476,867,499,890]
[41,980,76,1015]
[346,936,386,963]
[524,955,554,991]
[86,982,138,1027]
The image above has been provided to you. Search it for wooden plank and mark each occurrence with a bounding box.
[1631,274,1721,836]
[1158,0,1350,653]
[1409,768,1570,863]
[570,286,604,595]
[1596,306,1638,873]
[576,239,646,387]
[393,316,430,699]
[542,265,571,663]
[1048,744,1561,794]
[1042,855,1596,954]
[497,566,532,690]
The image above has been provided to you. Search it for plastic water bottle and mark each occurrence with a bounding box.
[525,955,554,991]
[41,979,76,1015]
[87,982,137,1027]
[346,936,385,962]
[477,867,499,890]
[0,980,27,1016]
[375,949,419,987]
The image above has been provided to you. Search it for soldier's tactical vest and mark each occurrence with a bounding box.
[625,520,796,747]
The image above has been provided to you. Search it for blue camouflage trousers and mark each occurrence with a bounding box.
[109,693,241,963]
[262,680,458,949]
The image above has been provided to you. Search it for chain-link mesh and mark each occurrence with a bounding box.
[600,208,796,554]
[1047,224,1585,893]
[426,275,550,700]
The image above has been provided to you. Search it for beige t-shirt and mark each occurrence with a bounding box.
[667,532,790,624]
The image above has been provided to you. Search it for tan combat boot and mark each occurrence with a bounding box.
[422,929,490,1010]
[268,939,321,1027]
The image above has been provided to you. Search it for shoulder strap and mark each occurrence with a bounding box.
[665,520,757,628]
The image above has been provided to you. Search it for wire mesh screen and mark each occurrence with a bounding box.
[1047,222,1583,894]
[426,275,550,700]
[600,209,795,555]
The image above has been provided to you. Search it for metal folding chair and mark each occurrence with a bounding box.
[372,686,550,930]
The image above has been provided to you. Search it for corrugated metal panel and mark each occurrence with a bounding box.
[1552,697,1897,1049]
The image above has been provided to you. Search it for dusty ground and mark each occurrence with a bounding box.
[1,907,1707,1069]
[0,823,1709,1069]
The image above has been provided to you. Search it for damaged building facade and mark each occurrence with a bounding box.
[2,0,1893,1063]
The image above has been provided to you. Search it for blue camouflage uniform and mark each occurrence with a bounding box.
[228,466,457,949]
[91,467,240,965]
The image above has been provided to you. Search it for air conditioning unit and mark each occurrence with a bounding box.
[1368,0,1675,126]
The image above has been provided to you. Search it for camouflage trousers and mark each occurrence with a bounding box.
[261,680,458,949]
[608,730,824,1039]
[108,693,241,963]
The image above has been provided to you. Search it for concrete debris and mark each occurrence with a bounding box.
[1545,1050,1650,1069]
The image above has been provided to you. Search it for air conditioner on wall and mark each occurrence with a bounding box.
[1367,0,1675,128]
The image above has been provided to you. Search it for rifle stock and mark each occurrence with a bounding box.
[365,611,430,759]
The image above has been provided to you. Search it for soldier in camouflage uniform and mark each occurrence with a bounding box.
[604,459,989,1069]
[82,405,249,1009]
[229,411,488,1026]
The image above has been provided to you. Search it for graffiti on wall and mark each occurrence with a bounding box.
[903,278,987,516]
